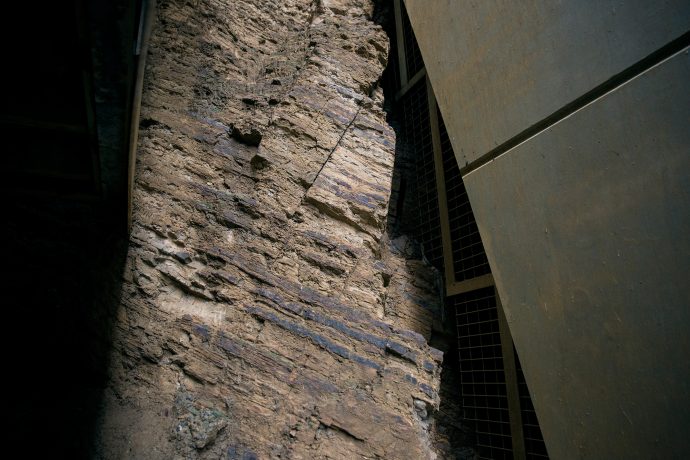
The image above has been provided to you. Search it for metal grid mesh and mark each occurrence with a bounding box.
[439,110,491,281]
[402,5,425,79]
[399,79,444,271]
[393,4,548,458]
[516,350,550,459]
[452,287,514,460]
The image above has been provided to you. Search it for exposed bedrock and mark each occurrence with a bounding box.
[96,1,444,458]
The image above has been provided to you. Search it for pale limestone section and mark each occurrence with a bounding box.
[97,0,443,458]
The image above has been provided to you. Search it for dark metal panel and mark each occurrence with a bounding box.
[463,50,690,459]
[403,0,690,166]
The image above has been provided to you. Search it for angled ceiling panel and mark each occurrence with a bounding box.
[403,0,690,167]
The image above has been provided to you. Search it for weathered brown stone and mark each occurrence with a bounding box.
[96,0,444,458]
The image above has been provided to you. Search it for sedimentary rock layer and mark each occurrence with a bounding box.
[97,1,443,458]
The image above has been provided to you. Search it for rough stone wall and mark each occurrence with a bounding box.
[96,0,443,458]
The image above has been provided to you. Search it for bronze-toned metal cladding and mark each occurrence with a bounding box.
[403,0,690,167]
[464,49,690,459]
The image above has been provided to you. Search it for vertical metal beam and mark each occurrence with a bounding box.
[426,77,455,287]
[496,288,527,460]
[127,0,156,232]
[393,0,408,87]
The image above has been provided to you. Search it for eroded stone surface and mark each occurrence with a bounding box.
[96,1,443,458]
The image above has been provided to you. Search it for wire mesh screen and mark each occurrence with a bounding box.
[515,351,550,459]
[401,5,425,79]
[452,287,514,460]
[398,79,444,271]
[393,3,549,458]
[439,110,491,281]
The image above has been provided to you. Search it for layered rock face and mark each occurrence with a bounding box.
[97,0,443,457]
